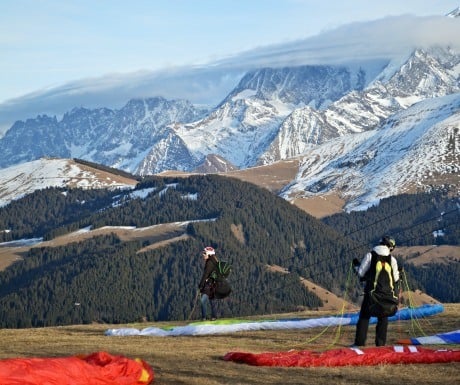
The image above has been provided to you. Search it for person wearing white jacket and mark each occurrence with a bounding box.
[353,236,399,346]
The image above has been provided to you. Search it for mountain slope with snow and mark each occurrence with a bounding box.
[0,158,137,207]
[281,93,460,211]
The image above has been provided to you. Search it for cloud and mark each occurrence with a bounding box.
[1,15,459,135]
[0,67,246,135]
[217,15,460,68]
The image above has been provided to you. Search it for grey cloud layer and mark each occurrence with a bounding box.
[1,15,459,135]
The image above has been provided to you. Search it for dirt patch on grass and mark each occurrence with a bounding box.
[225,159,300,193]
[291,194,346,218]
[0,246,28,270]
[230,223,246,245]
[395,245,460,266]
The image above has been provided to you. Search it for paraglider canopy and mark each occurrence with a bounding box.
[0,351,154,385]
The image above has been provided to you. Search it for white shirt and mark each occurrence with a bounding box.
[357,244,399,282]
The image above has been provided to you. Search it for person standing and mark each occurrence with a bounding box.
[198,246,219,321]
[353,236,400,346]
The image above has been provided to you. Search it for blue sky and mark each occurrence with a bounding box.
[1,0,459,104]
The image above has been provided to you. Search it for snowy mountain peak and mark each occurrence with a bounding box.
[446,6,460,17]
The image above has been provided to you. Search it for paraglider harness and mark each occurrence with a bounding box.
[209,259,232,299]
[365,250,399,317]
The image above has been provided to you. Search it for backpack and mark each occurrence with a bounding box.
[214,260,232,279]
[367,251,399,317]
[211,260,232,299]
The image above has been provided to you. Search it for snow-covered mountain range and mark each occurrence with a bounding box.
[0,14,459,212]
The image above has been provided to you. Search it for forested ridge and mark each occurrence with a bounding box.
[322,190,460,303]
[322,190,459,247]
[0,175,458,328]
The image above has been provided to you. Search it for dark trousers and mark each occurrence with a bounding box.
[354,293,389,346]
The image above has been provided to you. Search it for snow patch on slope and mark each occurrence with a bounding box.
[0,158,136,207]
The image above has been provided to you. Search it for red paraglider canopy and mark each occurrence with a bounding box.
[224,345,460,367]
[0,351,154,385]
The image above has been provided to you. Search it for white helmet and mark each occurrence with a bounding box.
[202,246,215,256]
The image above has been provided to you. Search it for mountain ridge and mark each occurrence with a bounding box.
[0,44,459,211]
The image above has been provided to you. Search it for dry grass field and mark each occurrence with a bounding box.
[0,304,458,385]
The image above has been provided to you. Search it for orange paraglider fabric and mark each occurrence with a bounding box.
[0,351,154,385]
[224,346,460,367]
